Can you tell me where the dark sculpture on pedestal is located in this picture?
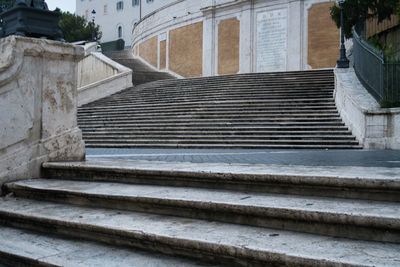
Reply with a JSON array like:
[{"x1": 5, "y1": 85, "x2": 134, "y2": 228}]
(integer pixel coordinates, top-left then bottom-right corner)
[{"x1": 0, "y1": 0, "x2": 63, "y2": 40}]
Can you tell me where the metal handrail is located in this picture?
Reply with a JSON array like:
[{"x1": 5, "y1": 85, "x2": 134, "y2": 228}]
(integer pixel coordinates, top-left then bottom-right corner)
[{"x1": 353, "y1": 28, "x2": 400, "y2": 107}]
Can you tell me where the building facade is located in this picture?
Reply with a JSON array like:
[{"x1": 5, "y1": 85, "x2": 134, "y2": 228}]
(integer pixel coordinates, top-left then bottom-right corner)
[{"x1": 76, "y1": 0, "x2": 340, "y2": 77}]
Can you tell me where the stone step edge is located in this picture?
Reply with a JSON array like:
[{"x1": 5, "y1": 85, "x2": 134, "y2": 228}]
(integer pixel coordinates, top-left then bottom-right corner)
[
  {"x1": 0, "y1": 199, "x2": 395, "y2": 267},
  {"x1": 0, "y1": 226, "x2": 211, "y2": 267},
  {"x1": 42, "y1": 161, "x2": 397, "y2": 202},
  {"x1": 6, "y1": 180, "x2": 400, "y2": 243}
]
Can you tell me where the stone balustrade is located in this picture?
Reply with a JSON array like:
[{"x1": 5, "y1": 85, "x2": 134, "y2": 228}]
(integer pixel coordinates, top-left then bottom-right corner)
[{"x1": 0, "y1": 36, "x2": 86, "y2": 190}]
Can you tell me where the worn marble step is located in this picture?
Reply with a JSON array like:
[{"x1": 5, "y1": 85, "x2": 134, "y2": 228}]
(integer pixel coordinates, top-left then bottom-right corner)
[
  {"x1": 83, "y1": 143, "x2": 362, "y2": 149},
  {"x1": 79, "y1": 126, "x2": 352, "y2": 132},
  {"x1": 78, "y1": 113, "x2": 342, "y2": 121},
  {"x1": 6, "y1": 179, "x2": 400, "y2": 243},
  {"x1": 96, "y1": 95, "x2": 333, "y2": 105},
  {"x1": 42, "y1": 161, "x2": 396, "y2": 202},
  {"x1": 81, "y1": 99, "x2": 336, "y2": 109},
  {"x1": 81, "y1": 130, "x2": 354, "y2": 136},
  {"x1": 78, "y1": 106, "x2": 339, "y2": 115},
  {"x1": 78, "y1": 118, "x2": 344, "y2": 125},
  {"x1": 78, "y1": 122, "x2": 347, "y2": 129},
  {"x1": 82, "y1": 135, "x2": 357, "y2": 142},
  {"x1": 78, "y1": 110, "x2": 340, "y2": 117},
  {"x1": 116, "y1": 88, "x2": 334, "y2": 97},
  {"x1": 106, "y1": 94, "x2": 334, "y2": 103},
  {"x1": 0, "y1": 198, "x2": 399, "y2": 267},
  {"x1": 0, "y1": 226, "x2": 212, "y2": 267}
]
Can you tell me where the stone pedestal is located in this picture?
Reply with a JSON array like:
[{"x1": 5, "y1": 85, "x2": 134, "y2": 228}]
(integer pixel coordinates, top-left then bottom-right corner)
[{"x1": 0, "y1": 36, "x2": 85, "y2": 188}]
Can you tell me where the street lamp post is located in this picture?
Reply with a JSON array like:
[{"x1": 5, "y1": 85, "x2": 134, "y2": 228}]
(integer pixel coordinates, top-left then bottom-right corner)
[
  {"x1": 91, "y1": 9, "x2": 96, "y2": 42},
  {"x1": 336, "y1": 0, "x2": 350, "y2": 68}
]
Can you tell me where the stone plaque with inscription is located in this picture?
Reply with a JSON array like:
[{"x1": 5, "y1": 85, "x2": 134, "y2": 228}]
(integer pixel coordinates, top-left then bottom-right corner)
[{"x1": 256, "y1": 9, "x2": 288, "y2": 72}]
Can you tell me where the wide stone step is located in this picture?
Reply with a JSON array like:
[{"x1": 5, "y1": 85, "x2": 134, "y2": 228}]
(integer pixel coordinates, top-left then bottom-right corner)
[
  {"x1": 78, "y1": 122, "x2": 347, "y2": 129},
  {"x1": 81, "y1": 99, "x2": 336, "y2": 110},
  {"x1": 78, "y1": 118, "x2": 344, "y2": 125},
  {"x1": 91, "y1": 98, "x2": 336, "y2": 107},
  {"x1": 81, "y1": 138, "x2": 360, "y2": 145},
  {"x1": 42, "y1": 161, "x2": 400, "y2": 202},
  {"x1": 5, "y1": 179, "x2": 399, "y2": 243},
  {"x1": 112, "y1": 91, "x2": 333, "y2": 101},
  {"x1": 78, "y1": 105, "x2": 338, "y2": 114},
  {"x1": 81, "y1": 130, "x2": 354, "y2": 136},
  {"x1": 82, "y1": 136, "x2": 356, "y2": 142},
  {"x1": 78, "y1": 112, "x2": 341, "y2": 119},
  {"x1": 79, "y1": 126, "x2": 351, "y2": 132},
  {"x1": 0, "y1": 226, "x2": 209, "y2": 267},
  {"x1": 0, "y1": 198, "x2": 398, "y2": 267},
  {"x1": 84, "y1": 143, "x2": 362, "y2": 150}
]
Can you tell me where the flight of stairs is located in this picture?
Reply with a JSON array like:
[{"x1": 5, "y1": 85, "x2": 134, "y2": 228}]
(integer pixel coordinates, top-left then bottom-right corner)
[
  {"x1": 0, "y1": 161, "x2": 399, "y2": 266},
  {"x1": 78, "y1": 69, "x2": 361, "y2": 149},
  {"x1": 104, "y1": 50, "x2": 175, "y2": 85}
]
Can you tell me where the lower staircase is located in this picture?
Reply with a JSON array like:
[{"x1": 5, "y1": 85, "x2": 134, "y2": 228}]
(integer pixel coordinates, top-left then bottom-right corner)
[
  {"x1": 78, "y1": 69, "x2": 361, "y2": 149},
  {"x1": 0, "y1": 161, "x2": 399, "y2": 266}
]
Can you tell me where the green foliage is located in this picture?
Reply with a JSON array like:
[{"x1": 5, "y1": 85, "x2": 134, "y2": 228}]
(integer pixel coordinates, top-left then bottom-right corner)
[
  {"x1": 0, "y1": 0, "x2": 13, "y2": 12},
  {"x1": 330, "y1": 0, "x2": 399, "y2": 38},
  {"x1": 59, "y1": 11, "x2": 102, "y2": 43}
]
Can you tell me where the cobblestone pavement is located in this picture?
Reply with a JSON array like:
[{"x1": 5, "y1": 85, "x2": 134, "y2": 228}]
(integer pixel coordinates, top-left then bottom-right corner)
[{"x1": 86, "y1": 148, "x2": 400, "y2": 168}]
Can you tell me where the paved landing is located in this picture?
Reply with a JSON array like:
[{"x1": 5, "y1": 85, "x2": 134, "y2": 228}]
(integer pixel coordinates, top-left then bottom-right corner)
[{"x1": 87, "y1": 148, "x2": 400, "y2": 168}]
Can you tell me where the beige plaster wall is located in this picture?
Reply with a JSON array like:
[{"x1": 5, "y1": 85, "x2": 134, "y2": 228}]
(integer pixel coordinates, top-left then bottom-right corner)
[
  {"x1": 139, "y1": 36, "x2": 158, "y2": 67},
  {"x1": 308, "y1": 2, "x2": 339, "y2": 69},
  {"x1": 218, "y1": 18, "x2": 240, "y2": 75},
  {"x1": 169, "y1": 22, "x2": 203, "y2": 77}
]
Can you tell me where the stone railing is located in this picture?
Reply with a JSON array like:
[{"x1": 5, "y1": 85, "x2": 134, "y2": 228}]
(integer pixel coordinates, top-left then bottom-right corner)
[
  {"x1": 0, "y1": 36, "x2": 86, "y2": 189},
  {"x1": 335, "y1": 68, "x2": 400, "y2": 149},
  {"x1": 77, "y1": 43, "x2": 132, "y2": 106}
]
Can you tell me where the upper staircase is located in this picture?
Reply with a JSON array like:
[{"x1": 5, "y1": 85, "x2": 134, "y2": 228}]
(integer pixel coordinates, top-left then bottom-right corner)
[
  {"x1": 104, "y1": 50, "x2": 175, "y2": 85},
  {"x1": 78, "y1": 69, "x2": 361, "y2": 149}
]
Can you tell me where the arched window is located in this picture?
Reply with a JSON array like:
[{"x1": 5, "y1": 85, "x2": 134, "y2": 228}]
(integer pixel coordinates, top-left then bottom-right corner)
[{"x1": 118, "y1": 26, "x2": 123, "y2": 38}]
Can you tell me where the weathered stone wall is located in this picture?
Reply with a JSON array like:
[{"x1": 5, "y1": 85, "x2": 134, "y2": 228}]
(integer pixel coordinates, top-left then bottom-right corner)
[
  {"x1": 307, "y1": 2, "x2": 339, "y2": 69},
  {"x1": 78, "y1": 53, "x2": 118, "y2": 88},
  {"x1": 335, "y1": 68, "x2": 400, "y2": 149},
  {"x1": 77, "y1": 52, "x2": 133, "y2": 107},
  {"x1": 0, "y1": 36, "x2": 86, "y2": 190},
  {"x1": 169, "y1": 22, "x2": 203, "y2": 78},
  {"x1": 218, "y1": 18, "x2": 240, "y2": 75}
]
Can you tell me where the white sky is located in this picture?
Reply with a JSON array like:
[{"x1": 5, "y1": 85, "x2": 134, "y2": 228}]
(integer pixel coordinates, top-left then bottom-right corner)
[{"x1": 46, "y1": 0, "x2": 76, "y2": 13}]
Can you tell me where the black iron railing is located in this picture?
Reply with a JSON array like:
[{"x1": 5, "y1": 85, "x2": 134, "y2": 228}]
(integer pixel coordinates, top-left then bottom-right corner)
[{"x1": 353, "y1": 29, "x2": 400, "y2": 108}]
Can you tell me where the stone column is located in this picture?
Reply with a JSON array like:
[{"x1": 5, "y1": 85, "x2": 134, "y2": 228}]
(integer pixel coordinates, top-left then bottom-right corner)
[{"x1": 0, "y1": 36, "x2": 85, "y2": 187}]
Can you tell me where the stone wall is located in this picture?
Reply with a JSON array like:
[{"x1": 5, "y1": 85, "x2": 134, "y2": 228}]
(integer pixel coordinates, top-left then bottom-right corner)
[
  {"x1": 0, "y1": 36, "x2": 86, "y2": 190},
  {"x1": 77, "y1": 51, "x2": 132, "y2": 107},
  {"x1": 130, "y1": 0, "x2": 338, "y2": 77},
  {"x1": 335, "y1": 68, "x2": 400, "y2": 149}
]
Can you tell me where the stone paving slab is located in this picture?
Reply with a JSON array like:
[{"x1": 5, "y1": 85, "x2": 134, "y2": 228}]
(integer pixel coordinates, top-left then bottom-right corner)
[
  {"x1": 0, "y1": 198, "x2": 400, "y2": 266},
  {"x1": 0, "y1": 226, "x2": 215, "y2": 267},
  {"x1": 86, "y1": 148, "x2": 400, "y2": 168}
]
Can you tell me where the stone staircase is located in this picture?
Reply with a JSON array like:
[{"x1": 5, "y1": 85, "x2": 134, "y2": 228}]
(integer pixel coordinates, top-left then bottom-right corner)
[
  {"x1": 104, "y1": 50, "x2": 175, "y2": 85},
  {"x1": 0, "y1": 161, "x2": 399, "y2": 266},
  {"x1": 78, "y1": 69, "x2": 361, "y2": 149}
]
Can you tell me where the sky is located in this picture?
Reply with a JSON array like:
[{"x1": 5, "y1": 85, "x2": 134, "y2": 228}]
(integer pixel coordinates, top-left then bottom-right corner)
[{"x1": 46, "y1": 0, "x2": 76, "y2": 13}]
